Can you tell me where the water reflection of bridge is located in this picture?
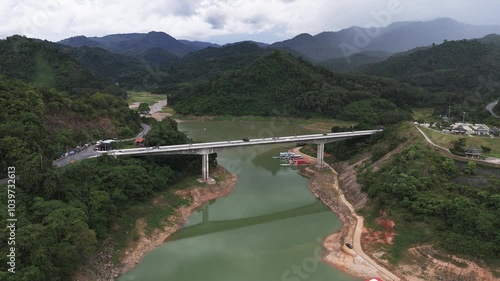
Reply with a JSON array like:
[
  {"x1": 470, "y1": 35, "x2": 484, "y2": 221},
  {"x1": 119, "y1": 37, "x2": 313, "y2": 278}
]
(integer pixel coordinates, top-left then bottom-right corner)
[{"x1": 167, "y1": 201, "x2": 327, "y2": 241}]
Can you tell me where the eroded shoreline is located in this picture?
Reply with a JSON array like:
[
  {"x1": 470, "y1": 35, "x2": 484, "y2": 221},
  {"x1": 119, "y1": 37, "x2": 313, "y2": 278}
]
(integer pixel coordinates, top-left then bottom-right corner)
[
  {"x1": 73, "y1": 167, "x2": 238, "y2": 281},
  {"x1": 292, "y1": 147, "x2": 401, "y2": 281}
]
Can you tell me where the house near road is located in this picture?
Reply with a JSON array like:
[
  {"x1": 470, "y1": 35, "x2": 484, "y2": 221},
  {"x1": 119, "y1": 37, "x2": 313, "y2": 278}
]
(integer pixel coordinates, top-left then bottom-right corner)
[{"x1": 451, "y1": 123, "x2": 491, "y2": 136}]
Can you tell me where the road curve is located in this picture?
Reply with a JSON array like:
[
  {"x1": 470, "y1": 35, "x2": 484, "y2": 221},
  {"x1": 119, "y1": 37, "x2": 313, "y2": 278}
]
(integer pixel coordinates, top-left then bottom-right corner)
[
  {"x1": 486, "y1": 100, "x2": 499, "y2": 118},
  {"x1": 415, "y1": 126, "x2": 450, "y2": 152}
]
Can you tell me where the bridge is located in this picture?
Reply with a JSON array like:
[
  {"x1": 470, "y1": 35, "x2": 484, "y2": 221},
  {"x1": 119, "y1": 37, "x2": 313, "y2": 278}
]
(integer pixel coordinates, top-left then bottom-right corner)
[{"x1": 100, "y1": 130, "x2": 380, "y2": 183}]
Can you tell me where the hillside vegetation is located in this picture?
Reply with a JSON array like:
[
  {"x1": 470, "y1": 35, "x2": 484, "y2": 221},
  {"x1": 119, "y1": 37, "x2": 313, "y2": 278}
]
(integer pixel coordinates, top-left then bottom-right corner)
[
  {"x1": 325, "y1": 125, "x2": 500, "y2": 266},
  {"x1": 360, "y1": 142, "x2": 500, "y2": 262},
  {"x1": 360, "y1": 39, "x2": 500, "y2": 122},
  {"x1": 172, "y1": 51, "x2": 431, "y2": 126},
  {"x1": 0, "y1": 75, "x2": 140, "y2": 174},
  {"x1": 0, "y1": 36, "x2": 124, "y2": 97}
]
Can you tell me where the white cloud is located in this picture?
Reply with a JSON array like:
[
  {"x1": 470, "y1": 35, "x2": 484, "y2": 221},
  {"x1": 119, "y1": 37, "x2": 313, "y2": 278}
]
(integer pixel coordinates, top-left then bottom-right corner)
[{"x1": 0, "y1": 0, "x2": 499, "y2": 43}]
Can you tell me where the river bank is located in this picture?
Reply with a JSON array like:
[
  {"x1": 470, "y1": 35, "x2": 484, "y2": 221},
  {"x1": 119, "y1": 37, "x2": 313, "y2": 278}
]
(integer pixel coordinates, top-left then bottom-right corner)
[
  {"x1": 73, "y1": 166, "x2": 238, "y2": 281},
  {"x1": 296, "y1": 145, "x2": 500, "y2": 281},
  {"x1": 293, "y1": 147, "x2": 401, "y2": 281}
]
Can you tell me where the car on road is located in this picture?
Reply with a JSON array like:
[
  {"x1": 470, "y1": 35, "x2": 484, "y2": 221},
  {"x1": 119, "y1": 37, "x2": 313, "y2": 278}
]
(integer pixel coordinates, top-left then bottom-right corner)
[{"x1": 345, "y1": 242, "x2": 353, "y2": 249}]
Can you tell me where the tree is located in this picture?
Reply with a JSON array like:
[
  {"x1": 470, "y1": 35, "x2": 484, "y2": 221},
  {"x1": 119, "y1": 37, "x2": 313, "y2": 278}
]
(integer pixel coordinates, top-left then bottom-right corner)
[
  {"x1": 138, "y1": 103, "x2": 150, "y2": 115},
  {"x1": 441, "y1": 158, "x2": 457, "y2": 175},
  {"x1": 450, "y1": 138, "x2": 467, "y2": 152},
  {"x1": 480, "y1": 145, "x2": 492, "y2": 153},
  {"x1": 465, "y1": 161, "x2": 477, "y2": 175}
]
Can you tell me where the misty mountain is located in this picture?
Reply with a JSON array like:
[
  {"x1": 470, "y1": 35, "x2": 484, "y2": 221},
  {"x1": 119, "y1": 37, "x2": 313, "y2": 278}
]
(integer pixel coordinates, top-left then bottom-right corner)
[
  {"x1": 178, "y1": 40, "x2": 220, "y2": 51},
  {"x1": 59, "y1": 31, "x2": 217, "y2": 57},
  {"x1": 270, "y1": 18, "x2": 500, "y2": 61}
]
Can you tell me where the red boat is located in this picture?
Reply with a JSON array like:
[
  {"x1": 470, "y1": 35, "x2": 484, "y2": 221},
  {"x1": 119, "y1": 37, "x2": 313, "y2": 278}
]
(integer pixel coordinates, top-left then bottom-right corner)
[{"x1": 290, "y1": 159, "x2": 310, "y2": 165}]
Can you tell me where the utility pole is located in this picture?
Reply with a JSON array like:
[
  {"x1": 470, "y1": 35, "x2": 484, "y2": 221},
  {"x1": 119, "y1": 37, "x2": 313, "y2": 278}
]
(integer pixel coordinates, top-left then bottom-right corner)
[
  {"x1": 448, "y1": 106, "x2": 451, "y2": 118},
  {"x1": 463, "y1": 112, "x2": 466, "y2": 123}
]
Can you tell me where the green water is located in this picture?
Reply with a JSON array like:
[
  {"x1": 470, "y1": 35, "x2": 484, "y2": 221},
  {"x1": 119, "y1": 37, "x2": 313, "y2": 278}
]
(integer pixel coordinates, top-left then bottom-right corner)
[{"x1": 118, "y1": 120, "x2": 359, "y2": 281}]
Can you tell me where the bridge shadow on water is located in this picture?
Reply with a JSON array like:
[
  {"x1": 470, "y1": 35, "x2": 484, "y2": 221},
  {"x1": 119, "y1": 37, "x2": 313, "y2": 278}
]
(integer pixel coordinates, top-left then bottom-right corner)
[{"x1": 167, "y1": 200, "x2": 327, "y2": 242}]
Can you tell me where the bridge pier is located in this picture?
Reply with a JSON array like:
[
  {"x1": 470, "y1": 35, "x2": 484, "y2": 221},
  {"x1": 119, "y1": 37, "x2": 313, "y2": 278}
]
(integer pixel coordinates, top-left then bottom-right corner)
[
  {"x1": 315, "y1": 142, "x2": 327, "y2": 170},
  {"x1": 199, "y1": 153, "x2": 216, "y2": 184}
]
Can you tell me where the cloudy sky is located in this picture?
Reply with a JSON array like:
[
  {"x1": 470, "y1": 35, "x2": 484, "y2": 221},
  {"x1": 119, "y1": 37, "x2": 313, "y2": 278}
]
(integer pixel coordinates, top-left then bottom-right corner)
[{"x1": 1, "y1": 0, "x2": 499, "y2": 44}]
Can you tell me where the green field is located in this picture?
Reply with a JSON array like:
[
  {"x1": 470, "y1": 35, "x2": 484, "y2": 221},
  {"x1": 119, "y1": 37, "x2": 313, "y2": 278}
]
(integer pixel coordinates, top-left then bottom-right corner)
[
  {"x1": 411, "y1": 107, "x2": 440, "y2": 123},
  {"x1": 127, "y1": 91, "x2": 167, "y2": 106},
  {"x1": 421, "y1": 127, "x2": 500, "y2": 157}
]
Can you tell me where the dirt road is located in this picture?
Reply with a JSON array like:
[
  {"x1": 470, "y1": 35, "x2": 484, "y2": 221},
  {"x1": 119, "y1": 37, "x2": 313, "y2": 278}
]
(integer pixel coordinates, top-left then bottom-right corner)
[{"x1": 292, "y1": 147, "x2": 401, "y2": 281}]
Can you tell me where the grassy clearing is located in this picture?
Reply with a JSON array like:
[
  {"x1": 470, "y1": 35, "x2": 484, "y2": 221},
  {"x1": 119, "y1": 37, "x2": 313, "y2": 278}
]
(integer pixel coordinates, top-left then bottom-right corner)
[
  {"x1": 411, "y1": 107, "x2": 440, "y2": 123},
  {"x1": 420, "y1": 127, "x2": 500, "y2": 157},
  {"x1": 161, "y1": 106, "x2": 176, "y2": 115},
  {"x1": 127, "y1": 91, "x2": 167, "y2": 105}
]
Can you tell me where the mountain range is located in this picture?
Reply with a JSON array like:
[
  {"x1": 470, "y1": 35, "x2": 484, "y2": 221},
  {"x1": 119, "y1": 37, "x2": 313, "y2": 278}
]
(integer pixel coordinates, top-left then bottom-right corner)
[
  {"x1": 270, "y1": 18, "x2": 500, "y2": 61},
  {"x1": 59, "y1": 31, "x2": 219, "y2": 57},
  {"x1": 57, "y1": 18, "x2": 500, "y2": 67}
]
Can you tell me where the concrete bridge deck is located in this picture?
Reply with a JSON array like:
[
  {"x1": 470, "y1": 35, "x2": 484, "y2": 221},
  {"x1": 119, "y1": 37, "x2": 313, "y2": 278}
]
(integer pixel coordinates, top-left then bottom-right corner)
[{"x1": 100, "y1": 130, "x2": 380, "y2": 183}]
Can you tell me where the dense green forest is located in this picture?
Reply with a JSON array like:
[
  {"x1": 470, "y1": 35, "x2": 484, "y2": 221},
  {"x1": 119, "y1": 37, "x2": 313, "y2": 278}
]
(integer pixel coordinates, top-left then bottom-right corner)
[
  {"x1": 319, "y1": 52, "x2": 388, "y2": 73},
  {"x1": 0, "y1": 36, "x2": 125, "y2": 97},
  {"x1": 360, "y1": 143, "x2": 500, "y2": 261},
  {"x1": 62, "y1": 46, "x2": 152, "y2": 89},
  {"x1": 321, "y1": 125, "x2": 500, "y2": 263},
  {"x1": 172, "y1": 50, "x2": 434, "y2": 125},
  {"x1": 0, "y1": 116, "x2": 199, "y2": 280},
  {"x1": 0, "y1": 75, "x2": 140, "y2": 175},
  {"x1": 155, "y1": 42, "x2": 272, "y2": 90},
  {"x1": 62, "y1": 41, "x2": 271, "y2": 92},
  {"x1": 359, "y1": 38, "x2": 500, "y2": 122}
]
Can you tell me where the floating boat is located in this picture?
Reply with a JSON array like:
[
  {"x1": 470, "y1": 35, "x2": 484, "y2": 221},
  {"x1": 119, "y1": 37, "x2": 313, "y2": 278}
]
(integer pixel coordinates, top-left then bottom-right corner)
[
  {"x1": 280, "y1": 152, "x2": 298, "y2": 158},
  {"x1": 290, "y1": 159, "x2": 310, "y2": 166}
]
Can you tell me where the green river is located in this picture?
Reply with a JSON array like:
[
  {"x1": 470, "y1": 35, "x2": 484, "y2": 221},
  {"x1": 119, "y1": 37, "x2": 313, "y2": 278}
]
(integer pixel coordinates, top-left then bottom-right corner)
[{"x1": 118, "y1": 120, "x2": 360, "y2": 281}]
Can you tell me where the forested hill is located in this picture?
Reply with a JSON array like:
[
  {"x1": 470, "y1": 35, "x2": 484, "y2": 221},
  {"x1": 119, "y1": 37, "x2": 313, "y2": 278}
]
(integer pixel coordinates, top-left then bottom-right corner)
[
  {"x1": 0, "y1": 36, "x2": 124, "y2": 97},
  {"x1": 172, "y1": 51, "x2": 429, "y2": 125},
  {"x1": 0, "y1": 74, "x2": 140, "y2": 174},
  {"x1": 359, "y1": 39, "x2": 500, "y2": 95},
  {"x1": 0, "y1": 73, "x2": 195, "y2": 281},
  {"x1": 156, "y1": 41, "x2": 271, "y2": 89},
  {"x1": 62, "y1": 45, "x2": 153, "y2": 89}
]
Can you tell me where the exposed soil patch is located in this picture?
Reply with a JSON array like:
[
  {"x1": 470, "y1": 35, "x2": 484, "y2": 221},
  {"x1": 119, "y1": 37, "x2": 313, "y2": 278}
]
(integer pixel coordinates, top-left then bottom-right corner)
[
  {"x1": 395, "y1": 245, "x2": 499, "y2": 281},
  {"x1": 363, "y1": 217, "x2": 396, "y2": 246}
]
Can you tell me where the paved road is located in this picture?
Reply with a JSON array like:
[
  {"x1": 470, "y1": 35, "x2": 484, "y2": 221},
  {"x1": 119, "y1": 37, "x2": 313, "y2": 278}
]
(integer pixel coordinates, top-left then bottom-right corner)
[
  {"x1": 119, "y1": 123, "x2": 151, "y2": 142},
  {"x1": 53, "y1": 123, "x2": 151, "y2": 167},
  {"x1": 486, "y1": 100, "x2": 499, "y2": 118},
  {"x1": 0, "y1": 123, "x2": 152, "y2": 182}
]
